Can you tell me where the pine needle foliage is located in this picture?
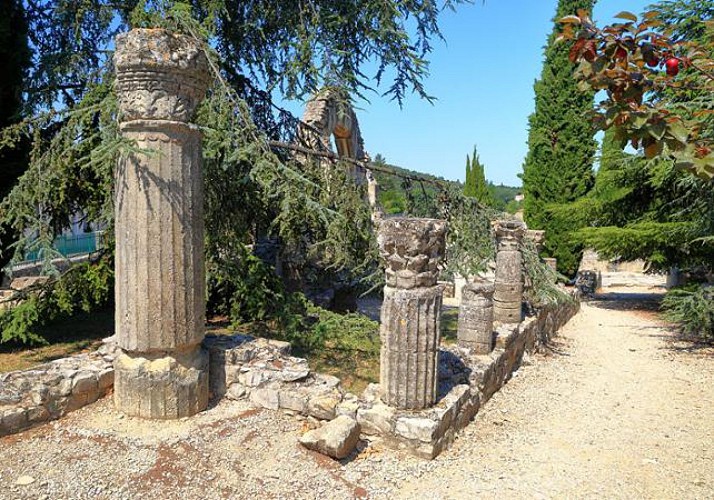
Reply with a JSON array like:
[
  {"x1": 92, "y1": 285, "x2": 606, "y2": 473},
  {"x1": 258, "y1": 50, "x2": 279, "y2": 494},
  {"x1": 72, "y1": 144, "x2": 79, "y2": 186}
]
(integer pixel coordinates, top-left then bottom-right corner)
[
  {"x1": 521, "y1": 237, "x2": 574, "y2": 309},
  {"x1": 0, "y1": 254, "x2": 114, "y2": 345},
  {"x1": 661, "y1": 285, "x2": 714, "y2": 341}
]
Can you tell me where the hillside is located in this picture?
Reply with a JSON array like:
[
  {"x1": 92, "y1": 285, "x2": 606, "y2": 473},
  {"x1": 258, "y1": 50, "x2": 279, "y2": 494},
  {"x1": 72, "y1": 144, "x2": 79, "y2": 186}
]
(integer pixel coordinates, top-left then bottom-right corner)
[{"x1": 371, "y1": 160, "x2": 521, "y2": 215}]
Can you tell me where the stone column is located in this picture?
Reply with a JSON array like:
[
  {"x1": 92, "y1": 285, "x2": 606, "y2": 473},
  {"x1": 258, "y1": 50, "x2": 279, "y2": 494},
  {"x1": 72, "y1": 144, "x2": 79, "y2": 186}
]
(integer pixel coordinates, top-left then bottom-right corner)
[
  {"x1": 113, "y1": 29, "x2": 210, "y2": 419},
  {"x1": 525, "y1": 229, "x2": 545, "y2": 252},
  {"x1": 378, "y1": 218, "x2": 447, "y2": 410},
  {"x1": 457, "y1": 282, "x2": 494, "y2": 354},
  {"x1": 493, "y1": 220, "x2": 526, "y2": 324},
  {"x1": 366, "y1": 169, "x2": 384, "y2": 223}
]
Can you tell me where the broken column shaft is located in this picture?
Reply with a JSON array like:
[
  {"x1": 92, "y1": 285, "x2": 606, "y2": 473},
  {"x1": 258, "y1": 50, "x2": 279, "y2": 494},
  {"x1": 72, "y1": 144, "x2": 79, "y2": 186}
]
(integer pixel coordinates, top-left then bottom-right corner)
[
  {"x1": 378, "y1": 218, "x2": 447, "y2": 410},
  {"x1": 113, "y1": 28, "x2": 210, "y2": 419},
  {"x1": 457, "y1": 282, "x2": 495, "y2": 354},
  {"x1": 493, "y1": 220, "x2": 526, "y2": 324}
]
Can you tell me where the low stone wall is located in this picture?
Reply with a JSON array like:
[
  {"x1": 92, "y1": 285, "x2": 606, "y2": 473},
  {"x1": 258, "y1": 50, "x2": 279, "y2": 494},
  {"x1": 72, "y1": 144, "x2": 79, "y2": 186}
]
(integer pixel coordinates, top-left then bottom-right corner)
[
  {"x1": 1, "y1": 298, "x2": 579, "y2": 459},
  {"x1": 0, "y1": 344, "x2": 116, "y2": 437},
  {"x1": 203, "y1": 335, "x2": 345, "y2": 419},
  {"x1": 353, "y1": 297, "x2": 580, "y2": 458}
]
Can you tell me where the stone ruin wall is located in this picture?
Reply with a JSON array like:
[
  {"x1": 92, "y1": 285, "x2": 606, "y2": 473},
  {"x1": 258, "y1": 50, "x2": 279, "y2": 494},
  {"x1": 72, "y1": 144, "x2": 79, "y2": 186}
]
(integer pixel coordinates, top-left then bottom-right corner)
[{"x1": 0, "y1": 293, "x2": 579, "y2": 456}]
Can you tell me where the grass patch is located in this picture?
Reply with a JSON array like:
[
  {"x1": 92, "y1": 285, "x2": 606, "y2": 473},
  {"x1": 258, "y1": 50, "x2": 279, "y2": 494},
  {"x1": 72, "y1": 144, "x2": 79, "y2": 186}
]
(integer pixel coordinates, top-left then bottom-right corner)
[
  {"x1": 0, "y1": 309, "x2": 113, "y2": 373},
  {"x1": 441, "y1": 306, "x2": 459, "y2": 345}
]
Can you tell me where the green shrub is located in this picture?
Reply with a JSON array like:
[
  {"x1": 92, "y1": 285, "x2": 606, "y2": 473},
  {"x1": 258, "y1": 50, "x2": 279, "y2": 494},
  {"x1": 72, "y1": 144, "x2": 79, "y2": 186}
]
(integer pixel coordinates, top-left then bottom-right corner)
[
  {"x1": 300, "y1": 303, "x2": 379, "y2": 355},
  {"x1": 661, "y1": 284, "x2": 714, "y2": 341},
  {"x1": 207, "y1": 245, "x2": 299, "y2": 326},
  {"x1": 0, "y1": 254, "x2": 114, "y2": 346}
]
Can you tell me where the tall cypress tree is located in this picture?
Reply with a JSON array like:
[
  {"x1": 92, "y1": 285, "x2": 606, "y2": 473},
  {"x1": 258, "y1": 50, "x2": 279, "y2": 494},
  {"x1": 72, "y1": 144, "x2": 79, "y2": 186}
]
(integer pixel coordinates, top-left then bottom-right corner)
[
  {"x1": 521, "y1": 0, "x2": 597, "y2": 274},
  {"x1": 464, "y1": 146, "x2": 494, "y2": 206},
  {"x1": 464, "y1": 153, "x2": 473, "y2": 196}
]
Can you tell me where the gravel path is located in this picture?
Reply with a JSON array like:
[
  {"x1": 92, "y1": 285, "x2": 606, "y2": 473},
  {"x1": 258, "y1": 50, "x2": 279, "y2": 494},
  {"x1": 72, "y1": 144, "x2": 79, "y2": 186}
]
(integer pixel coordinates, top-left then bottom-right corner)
[{"x1": 1, "y1": 289, "x2": 712, "y2": 499}]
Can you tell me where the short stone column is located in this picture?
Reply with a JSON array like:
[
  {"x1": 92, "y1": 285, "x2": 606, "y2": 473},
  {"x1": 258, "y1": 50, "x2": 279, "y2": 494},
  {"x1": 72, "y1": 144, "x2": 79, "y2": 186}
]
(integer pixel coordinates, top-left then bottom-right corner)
[
  {"x1": 113, "y1": 29, "x2": 210, "y2": 419},
  {"x1": 544, "y1": 258, "x2": 558, "y2": 272},
  {"x1": 525, "y1": 229, "x2": 545, "y2": 252},
  {"x1": 457, "y1": 282, "x2": 495, "y2": 354},
  {"x1": 378, "y1": 218, "x2": 447, "y2": 410},
  {"x1": 493, "y1": 220, "x2": 526, "y2": 324}
]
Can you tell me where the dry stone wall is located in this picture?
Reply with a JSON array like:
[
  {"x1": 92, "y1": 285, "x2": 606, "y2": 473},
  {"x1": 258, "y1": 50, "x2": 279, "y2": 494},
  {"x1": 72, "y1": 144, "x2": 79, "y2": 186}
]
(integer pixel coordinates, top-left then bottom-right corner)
[
  {"x1": 0, "y1": 343, "x2": 116, "y2": 437},
  {"x1": 0, "y1": 295, "x2": 578, "y2": 459}
]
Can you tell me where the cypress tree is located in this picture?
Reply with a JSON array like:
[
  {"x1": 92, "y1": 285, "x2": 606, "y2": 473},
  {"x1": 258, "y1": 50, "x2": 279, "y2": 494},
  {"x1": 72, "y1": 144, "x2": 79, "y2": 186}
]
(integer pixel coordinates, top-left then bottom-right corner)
[
  {"x1": 464, "y1": 153, "x2": 473, "y2": 197},
  {"x1": 464, "y1": 146, "x2": 494, "y2": 206},
  {"x1": 521, "y1": 0, "x2": 597, "y2": 274}
]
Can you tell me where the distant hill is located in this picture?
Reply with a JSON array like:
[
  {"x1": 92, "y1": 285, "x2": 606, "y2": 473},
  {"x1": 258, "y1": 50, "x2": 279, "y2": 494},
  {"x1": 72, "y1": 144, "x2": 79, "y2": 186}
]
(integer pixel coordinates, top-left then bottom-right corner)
[
  {"x1": 488, "y1": 183, "x2": 523, "y2": 213},
  {"x1": 371, "y1": 161, "x2": 458, "y2": 217},
  {"x1": 371, "y1": 159, "x2": 521, "y2": 215}
]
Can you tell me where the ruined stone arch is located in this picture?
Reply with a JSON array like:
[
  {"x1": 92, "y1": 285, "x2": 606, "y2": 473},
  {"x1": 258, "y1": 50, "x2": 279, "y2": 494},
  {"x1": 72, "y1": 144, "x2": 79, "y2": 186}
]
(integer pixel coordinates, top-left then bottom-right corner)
[
  {"x1": 301, "y1": 88, "x2": 366, "y2": 162},
  {"x1": 300, "y1": 89, "x2": 382, "y2": 219}
]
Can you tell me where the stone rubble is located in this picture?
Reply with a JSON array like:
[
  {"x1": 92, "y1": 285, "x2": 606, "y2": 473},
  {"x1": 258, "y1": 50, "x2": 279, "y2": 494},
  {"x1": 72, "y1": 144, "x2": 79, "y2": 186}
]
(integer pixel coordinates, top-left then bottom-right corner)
[
  {"x1": 299, "y1": 415, "x2": 361, "y2": 459},
  {"x1": 0, "y1": 342, "x2": 116, "y2": 437}
]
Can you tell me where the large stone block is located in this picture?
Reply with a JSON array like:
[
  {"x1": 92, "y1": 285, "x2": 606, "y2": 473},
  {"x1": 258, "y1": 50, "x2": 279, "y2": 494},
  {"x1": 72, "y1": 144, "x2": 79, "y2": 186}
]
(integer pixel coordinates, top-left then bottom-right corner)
[
  {"x1": 299, "y1": 415, "x2": 361, "y2": 460},
  {"x1": 113, "y1": 349, "x2": 208, "y2": 419}
]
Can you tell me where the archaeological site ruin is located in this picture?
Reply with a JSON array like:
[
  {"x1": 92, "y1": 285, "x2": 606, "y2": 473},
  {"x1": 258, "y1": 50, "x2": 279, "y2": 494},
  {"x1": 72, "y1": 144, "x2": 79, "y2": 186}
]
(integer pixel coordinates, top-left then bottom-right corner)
[{"x1": 1, "y1": 28, "x2": 580, "y2": 461}]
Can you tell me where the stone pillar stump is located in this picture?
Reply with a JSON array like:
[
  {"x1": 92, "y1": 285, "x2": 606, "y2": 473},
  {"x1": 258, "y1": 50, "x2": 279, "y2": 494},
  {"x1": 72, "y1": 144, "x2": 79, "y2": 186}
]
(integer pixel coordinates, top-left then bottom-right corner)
[
  {"x1": 493, "y1": 220, "x2": 526, "y2": 324},
  {"x1": 525, "y1": 229, "x2": 546, "y2": 252},
  {"x1": 457, "y1": 282, "x2": 494, "y2": 354},
  {"x1": 113, "y1": 28, "x2": 210, "y2": 419},
  {"x1": 378, "y1": 218, "x2": 447, "y2": 410}
]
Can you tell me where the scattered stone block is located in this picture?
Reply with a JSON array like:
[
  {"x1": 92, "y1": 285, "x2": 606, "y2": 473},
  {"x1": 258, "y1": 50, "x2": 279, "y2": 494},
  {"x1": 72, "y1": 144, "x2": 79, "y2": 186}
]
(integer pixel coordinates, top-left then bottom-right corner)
[
  {"x1": 357, "y1": 404, "x2": 396, "y2": 435},
  {"x1": 250, "y1": 386, "x2": 280, "y2": 410},
  {"x1": 307, "y1": 392, "x2": 340, "y2": 420},
  {"x1": 299, "y1": 415, "x2": 361, "y2": 459}
]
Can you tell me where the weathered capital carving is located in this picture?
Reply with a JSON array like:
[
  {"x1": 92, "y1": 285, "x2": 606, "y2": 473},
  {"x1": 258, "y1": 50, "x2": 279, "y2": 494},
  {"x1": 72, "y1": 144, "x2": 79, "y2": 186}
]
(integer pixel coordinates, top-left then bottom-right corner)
[
  {"x1": 377, "y1": 218, "x2": 447, "y2": 289},
  {"x1": 493, "y1": 220, "x2": 526, "y2": 251},
  {"x1": 115, "y1": 28, "x2": 210, "y2": 122},
  {"x1": 461, "y1": 281, "x2": 495, "y2": 303}
]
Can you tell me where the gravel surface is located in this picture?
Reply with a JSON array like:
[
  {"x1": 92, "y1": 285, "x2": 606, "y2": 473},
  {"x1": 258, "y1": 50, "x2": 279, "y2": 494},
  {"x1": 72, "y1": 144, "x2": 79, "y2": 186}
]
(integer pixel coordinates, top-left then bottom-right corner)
[{"x1": 1, "y1": 288, "x2": 712, "y2": 499}]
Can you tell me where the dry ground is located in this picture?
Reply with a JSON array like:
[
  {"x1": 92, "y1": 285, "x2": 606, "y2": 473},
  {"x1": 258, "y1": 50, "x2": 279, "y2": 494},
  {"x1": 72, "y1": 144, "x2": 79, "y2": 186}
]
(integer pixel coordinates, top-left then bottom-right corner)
[{"x1": 1, "y1": 287, "x2": 712, "y2": 499}]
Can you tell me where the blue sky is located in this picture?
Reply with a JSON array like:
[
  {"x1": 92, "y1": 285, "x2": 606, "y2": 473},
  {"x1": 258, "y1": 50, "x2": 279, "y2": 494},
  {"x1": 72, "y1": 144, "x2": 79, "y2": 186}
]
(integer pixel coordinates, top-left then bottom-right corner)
[{"x1": 284, "y1": 0, "x2": 654, "y2": 187}]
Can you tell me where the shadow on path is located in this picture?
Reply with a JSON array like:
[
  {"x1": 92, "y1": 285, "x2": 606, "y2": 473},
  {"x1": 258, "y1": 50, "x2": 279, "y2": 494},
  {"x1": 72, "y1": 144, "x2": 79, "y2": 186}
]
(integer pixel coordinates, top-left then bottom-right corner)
[{"x1": 589, "y1": 290, "x2": 664, "y2": 312}]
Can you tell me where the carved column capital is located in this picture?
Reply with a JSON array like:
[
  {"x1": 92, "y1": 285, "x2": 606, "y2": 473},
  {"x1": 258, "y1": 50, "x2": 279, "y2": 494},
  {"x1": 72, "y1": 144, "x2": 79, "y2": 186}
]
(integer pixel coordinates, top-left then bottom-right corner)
[
  {"x1": 492, "y1": 220, "x2": 526, "y2": 251},
  {"x1": 115, "y1": 28, "x2": 210, "y2": 123},
  {"x1": 377, "y1": 218, "x2": 447, "y2": 289}
]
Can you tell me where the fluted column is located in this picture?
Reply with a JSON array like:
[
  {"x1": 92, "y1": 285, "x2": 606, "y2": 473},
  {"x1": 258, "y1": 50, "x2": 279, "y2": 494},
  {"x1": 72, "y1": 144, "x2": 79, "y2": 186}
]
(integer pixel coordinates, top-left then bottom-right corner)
[
  {"x1": 457, "y1": 282, "x2": 494, "y2": 354},
  {"x1": 113, "y1": 29, "x2": 210, "y2": 419},
  {"x1": 493, "y1": 220, "x2": 526, "y2": 324},
  {"x1": 378, "y1": 218, "x2": 447, "y2": 410}
]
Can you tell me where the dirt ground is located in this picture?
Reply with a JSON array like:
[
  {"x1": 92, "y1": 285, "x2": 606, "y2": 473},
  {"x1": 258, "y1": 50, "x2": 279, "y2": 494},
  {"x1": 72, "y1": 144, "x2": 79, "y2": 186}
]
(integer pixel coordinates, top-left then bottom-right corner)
[{"x1": 1, "y1": 287, "x2": 712, "y2": 499}]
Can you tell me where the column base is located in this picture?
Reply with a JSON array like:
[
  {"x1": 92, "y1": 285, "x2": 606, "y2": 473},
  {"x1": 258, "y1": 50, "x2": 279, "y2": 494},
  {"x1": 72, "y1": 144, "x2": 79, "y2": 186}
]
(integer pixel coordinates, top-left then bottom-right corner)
[{"x1": 114, "y1": 347, "x2": 208, "y2": 419}]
